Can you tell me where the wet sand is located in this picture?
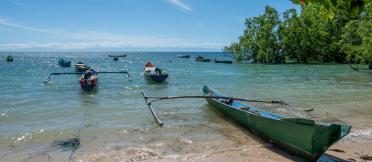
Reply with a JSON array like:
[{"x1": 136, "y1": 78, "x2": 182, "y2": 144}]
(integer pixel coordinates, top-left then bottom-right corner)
[{"x1": 3, "y1": 121, "x2": 371, "y2": 162}]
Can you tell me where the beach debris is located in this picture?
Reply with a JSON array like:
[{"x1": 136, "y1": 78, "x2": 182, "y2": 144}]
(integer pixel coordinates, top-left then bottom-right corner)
[
  {"x1": 356, "y1": 152, "x2": 372, "y2": 161},
  {"x1": 329, "y1": 148, "x2": 345, "y2": 153},
  {"x1": 265, "y1": 143, "x2": 275, "y2": 148},
  {"x1": 52, "y1": 138, "x2": 80, "y2": 151},
  {"x1": 301, "y1": 108, "x2": 314, "y2": 112},
  {"x1": 347, "y1": 158, "x2": 356, "y2": 162},
  {"x1": 360, "y1": 155, "x2": 372, "y2": 161},
  {"x1": 127, "y1": 148, "x2": 159, "y2": 162}
]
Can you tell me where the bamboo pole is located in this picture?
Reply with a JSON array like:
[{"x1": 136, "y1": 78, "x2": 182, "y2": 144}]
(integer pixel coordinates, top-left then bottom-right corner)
[
  {"x1": 145, "y1": 95, "x2": 288, "y2": 106},
  {"x1": 141, "y1": 90, "x2": 164, "y2": 126},
  {"x1": 43, "y1": 71, "x2": 132, "y2": 84},
  {"x1": 98, "y1": 71, "x2": 132, "y2": 81}
]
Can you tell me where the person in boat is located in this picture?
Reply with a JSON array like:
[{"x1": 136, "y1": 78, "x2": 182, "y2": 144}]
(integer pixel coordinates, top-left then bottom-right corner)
[
  {"x1": 84, "y1": 71, "x2": 92, "y2": 80},
  {"x1": 83, "y1": 70, "x2": 94, "y2": 85},
  {"x1": 155, "y1": 68, "x2": 162, "y2": 75}
]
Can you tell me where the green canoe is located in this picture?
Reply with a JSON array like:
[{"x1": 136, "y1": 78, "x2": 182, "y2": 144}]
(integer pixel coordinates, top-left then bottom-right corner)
[{"x1": 201, "y1": 86, "x2": 351, "y2": 161}]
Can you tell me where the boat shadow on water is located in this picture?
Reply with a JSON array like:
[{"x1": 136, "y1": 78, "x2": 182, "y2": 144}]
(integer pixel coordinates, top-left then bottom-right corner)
[
  {"x1": 79, "y1": 88, "x2": 99, "y2": 106},
  {"x1": 145, "y1": 78, "x2": 169, "y2": 85},
  {"x1": 205, "y1": 105, "x2": 349, "y2": 162}
]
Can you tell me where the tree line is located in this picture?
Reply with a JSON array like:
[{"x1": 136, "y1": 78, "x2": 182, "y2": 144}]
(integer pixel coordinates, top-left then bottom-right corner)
[{"x1": 224, "y1": 1, "x2": 371, "y2": 69}]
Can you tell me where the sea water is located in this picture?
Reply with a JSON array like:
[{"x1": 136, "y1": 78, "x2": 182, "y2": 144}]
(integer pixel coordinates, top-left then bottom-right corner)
[{"x1": 0, "y1": 52, "x2": 371, "y2": 161}]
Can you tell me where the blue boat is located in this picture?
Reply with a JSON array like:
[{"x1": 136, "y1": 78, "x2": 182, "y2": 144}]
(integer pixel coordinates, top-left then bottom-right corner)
[
  {"x1": 58, "y1": 59, "x2": 71, "y2": 67},
  {"x1": 144, "y1": 62, "x2": 168, "y2": 83}
]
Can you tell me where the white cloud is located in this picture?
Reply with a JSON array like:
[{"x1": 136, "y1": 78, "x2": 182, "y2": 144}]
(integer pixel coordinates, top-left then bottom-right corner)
[
  {"x1": 0, "y1": 16, "x2": 225, "y2": 51},
  {"x1": 0, "y1": 41, "x2": 224, "y2": 50},
  {"x1": 166, "y1": 0, "x2": 192, "y2": 12},
  {"x1": 0, "y1": 16, "x2": 61, "y2": 35}
]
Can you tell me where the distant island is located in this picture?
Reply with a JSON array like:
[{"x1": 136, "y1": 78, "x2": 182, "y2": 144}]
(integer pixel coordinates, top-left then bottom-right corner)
[{"x1": 224, "y1": 0, "x2": 371, "y2": 69}]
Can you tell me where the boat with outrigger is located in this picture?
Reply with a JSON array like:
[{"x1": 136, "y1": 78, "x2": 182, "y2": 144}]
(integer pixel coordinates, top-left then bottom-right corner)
[
  {"x1": 108, "y1": 54, "x2": 127, "y2": 57},
  {"x1": 74, "y1": 61, "x2": 90, "y2": 72},
  {"x1": 6, "y1": 55, "x2": 13, "y2": 62},
  {"x1": 144, "y1": 62, "x2": 168, "y2": 83},
  {"x1": 214, "y1": 59, "x2": 233, "y2": 64},
  {"x1": 108, "y1": 54, "x2": 126, "y2": 61},
  {"x1": 58, "y1": 59, "x2": 71, "y2": 67},
  {"x1": 43, "y1": 68, "x2": 132, "y2": 91},
  {"x1": 195, "y1": 55, "x2": 211, "y2": 62},
  {"x1": 141, "y1": 86, "x2": 351, "y2": 161}
]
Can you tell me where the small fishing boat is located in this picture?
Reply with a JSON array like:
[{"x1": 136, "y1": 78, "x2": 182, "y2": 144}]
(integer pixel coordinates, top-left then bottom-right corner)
[
  {"x1": 79, "y1": 69, "x2": 98, "y2": 91},
  {"x1": 201, "y1": 85, "x2": 351, "y2": 161},
  {"x1": 58, "y1": 59, "x2": 71, "y2": 67},
  {"x1": 108, "y1": 54, "x2": 127, "y2": 57},
  {"x1": 43, "y1": 70, "x2": 132, "y2": 91},
  {"x1": 195, "y1": 56, "x2": 211, "y2": 62},
  {"x1": 178, "y1": 54, "x2": 190, "y2": 58},
  {"x1": 144, "y1": 62, "x2": 168, "y2": 83},
  {"x1": 6, "y1": 55, "x2": 13, "y2": 62},
  {"x1": 74, "y1": 61, "x2": 90, "y2": 72},
  {"x1": 214, "y1": 59, "x2": 233, "y2": 64}
]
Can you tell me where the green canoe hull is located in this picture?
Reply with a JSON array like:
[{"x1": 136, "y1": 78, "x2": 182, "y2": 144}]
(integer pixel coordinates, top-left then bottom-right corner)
[{"x1": 201, "y1": 86, "x2": 351, "y2": 161}]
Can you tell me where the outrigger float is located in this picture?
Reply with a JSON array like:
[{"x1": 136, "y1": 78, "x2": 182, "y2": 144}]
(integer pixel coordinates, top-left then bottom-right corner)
[
  {"x1": 141, "y1": 86, "x2": 351, "y2": 161},
  {"x1": 43, "y1": 69, "x2": 132, "y2": 91}
]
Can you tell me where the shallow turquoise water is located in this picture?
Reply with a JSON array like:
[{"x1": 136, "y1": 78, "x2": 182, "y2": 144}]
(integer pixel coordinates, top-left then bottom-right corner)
[{"x1": 0, "y1": 52, "x2": 371, "y2": 161}]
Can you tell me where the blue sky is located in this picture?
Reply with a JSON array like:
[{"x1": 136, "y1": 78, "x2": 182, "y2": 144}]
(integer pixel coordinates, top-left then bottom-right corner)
[{"x1": 0, "y1": 0, "x2": 299, "y2": 51}]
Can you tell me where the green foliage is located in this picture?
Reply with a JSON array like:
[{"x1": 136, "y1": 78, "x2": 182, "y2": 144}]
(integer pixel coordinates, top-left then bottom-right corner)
[
  {"x1": 225, "y1": 6, "x2": 283, "y2": 63},
  {"x1": 225, "y1": 1, "x2": 371, "y2": 66},
  {"x1": 290, "y1": 0, "x2": 369, "y2": 18},
  {"x1": 341, "y1": 2, "x2": 372, "y2": 65}
]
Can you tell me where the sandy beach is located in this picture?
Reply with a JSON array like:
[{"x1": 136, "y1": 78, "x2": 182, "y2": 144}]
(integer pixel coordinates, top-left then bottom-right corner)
[{"x1": 4, "y1": 121, "x2": 371, "y2": 162}]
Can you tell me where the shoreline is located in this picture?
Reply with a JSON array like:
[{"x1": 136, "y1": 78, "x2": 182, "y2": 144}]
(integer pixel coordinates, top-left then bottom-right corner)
[{"x1": 1, "y1": 124, "x2": 372, "y2": 162}]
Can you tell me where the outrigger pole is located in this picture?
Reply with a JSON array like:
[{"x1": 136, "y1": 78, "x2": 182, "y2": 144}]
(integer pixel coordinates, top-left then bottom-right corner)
[
  {"x1": 145, "y1": 95, "x2": 288, "y2": 106},
  {"x1": 141, "y1": 91, "x2": 289, "y2": 126},
  {"x1": 43, "y1": 72, "x2": 83, "y2": 83},
  {"x1": 43, "y1": 71, "x2": 132, "y2": 84},
  {"x1": 142, "y1": 91, "x2": 164, "y2": 126},
  {"x1": 97, "y1": 71, "x2": 132, "y2": 81}
]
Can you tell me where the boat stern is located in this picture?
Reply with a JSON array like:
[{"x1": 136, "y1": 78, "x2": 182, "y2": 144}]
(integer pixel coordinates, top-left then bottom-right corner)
[{"x1": 79, "y1": 78, "x2": 98, "y2": 91}]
